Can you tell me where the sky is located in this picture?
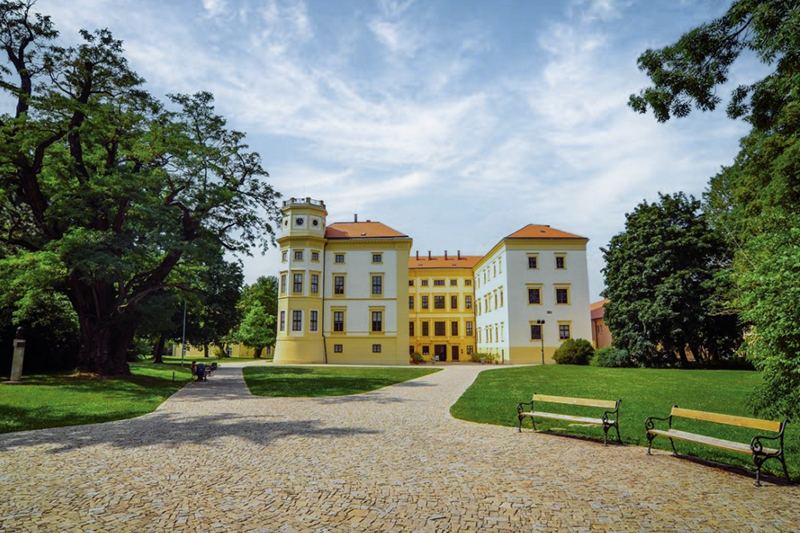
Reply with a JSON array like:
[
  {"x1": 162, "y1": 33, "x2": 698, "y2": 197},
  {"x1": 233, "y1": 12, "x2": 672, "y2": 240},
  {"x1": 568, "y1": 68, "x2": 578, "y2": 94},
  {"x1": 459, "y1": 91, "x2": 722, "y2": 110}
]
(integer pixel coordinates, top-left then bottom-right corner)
[{"x1": 37, "y1": 0, "x2": 764, "y2": 302}]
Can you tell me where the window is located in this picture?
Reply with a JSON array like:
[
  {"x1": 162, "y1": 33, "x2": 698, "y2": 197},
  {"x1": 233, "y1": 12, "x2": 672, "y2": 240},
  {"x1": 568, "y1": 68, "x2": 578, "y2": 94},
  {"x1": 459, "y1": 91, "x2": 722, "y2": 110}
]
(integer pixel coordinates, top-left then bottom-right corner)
[
  {"x1": 493, "y1": 292, "x2": 498, "y2": 309},
  {"x1": 422, "y1": 296, "x2": 429, "y2": 309},
  {"x1": 530, "y1": 324, "x2": 542, "y2": 340},
  {"x1": 451, "y1": 295, "x2": 458, "y2": 309},
  {"x1": 559, "y1": 324, "x2": 571, "y2": 339},
  {"x1": 311, "y1": 274, "x2": 319, "y2": 294},
  {"x1": 421, "y1": 279, "x2": 429, "y2": 286},
  {"x1": 409, "y1": 280, "x2": 414, "y2": 286},
  {"x1": 465, "y1": 295, "x2": 472, "y2": 309},
  {"x1": 372, "y1": 275, "x2": 383, "y2": 296},
  {"x1": 409, "y1": 321, "x2": 414, "y2": 336},
  {"x1": 466, "y1": 321, "x2": 473, "y2": 336},
  {"x1": 334, "y1": 275, "x2": 345, "y2": 295},
  {"x1": 528, "y1": 288, "x2": 541, "y2": 304},
  {"x1": 493, "y1": 264, "x2": 496, "y2": 277},
  {"x1": 476, "y1": 300, "x2": 481, "y2": 315},
  {"x1": 422, "y1": 345, "x2": 430, "y2": 355},
  {"x1": 292, "y1": 310, "x2": 302, "y2": 331},
  {"x1": 450, "y1": 279, "x2": 457, "y2": 286},
  {"x1": 311, "y1": 251, "x2": 319, "y2": 261},
  {"x1": 422, "y1": 322, "x2": 429, "y2": 336},
  {"x1": 409, "y1": 296, "x2": 414, "y2": 310},
  {"x1": 372, "y1": 344, "x2": 382, "y2": 353},
  {"x1": 467, "y1": 345, "x2": 473, "y2": 355},
  {"x1": 434, "y1": 321, "x2": 446, "y2": 336},
  {"x1": 281, "y1": 251, "x2": 287, "y2": 262},
  {"x1": 280, "y1": 274, "x2": 286, "y2": 294},
  {"x1": 371, "y1": 311, "x2": 383, "y2": 332},
  {"x1": 294, "y1": 250, "x2": 303, "y2": 261},
  {"x1": 556, "y1": 255, "x2": 566, "y2": 269},
  {"x1": 451, "y1": 321, "x2": 458, "y2": 336},
  {"x1": 465, "y1": 279, "x2": 472, "y2": 286},
  {"x1": 334, "y1": 344, "x2": 343, "y2": 353},
  {"x1": 293, "y1": 273, "x2": 303, "y2": 293},
  {"x1": 498, "y1": 258, "x2": 502, "y2": 273},
  {"x1": 310, "y1": 310, "x2": 318, "y2": 332},
  {"x1": 434, "y1": 296, "x2": 445, "y2": 309},
  {"x1": 528, "y1": 255, "x2": 538, "y2": 269},
  {"x1": 333, "y1": 311, "x2": 344, "y2": 332},
  {"x1": 279, "y1": 310, "x2": 285, "y2": 331},
  {"x1": 556, "y1": 288, "x2": 569, "y2": 304},
  {"x1": 372, "y1": 253, "x2": 382, "y2": 263},
  {"x1": 335, "y1": 254, "x2": 345, "y2": 263},
  {"x1": 499, "y1": 289, "x2": 504, "y2": 307},
  {"x1": 410, "y1": 346, "x2": 415, "y2": 355},
  {"x1": 434, "y1": 279, "x2": 445, "y2": 286}
]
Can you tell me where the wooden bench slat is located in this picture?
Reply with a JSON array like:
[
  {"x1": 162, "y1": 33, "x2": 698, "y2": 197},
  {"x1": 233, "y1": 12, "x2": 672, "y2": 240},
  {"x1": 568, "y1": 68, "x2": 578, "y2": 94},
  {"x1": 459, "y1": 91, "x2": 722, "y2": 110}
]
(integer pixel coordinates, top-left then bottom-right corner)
[
  {"x1": 532, "y1": 394, "x2": 617, "y2": 410},
  {"x1": 671, "y1": 407, "x2": 782, "y2": 432},
  {"x1": 520, "y1": 412, "x2": 605, "y2": 426},
  {"x1": 648, "y1": 429, "x2": 780, "y2": 455}
]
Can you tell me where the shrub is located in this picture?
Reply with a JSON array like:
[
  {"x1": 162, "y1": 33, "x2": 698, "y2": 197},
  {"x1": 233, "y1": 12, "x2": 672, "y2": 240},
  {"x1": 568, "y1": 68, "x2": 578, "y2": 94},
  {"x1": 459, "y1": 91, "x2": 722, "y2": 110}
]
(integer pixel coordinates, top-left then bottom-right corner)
[
  {"x1": 552, "y1": 338, "x2": 594, "y2": 365},
  {"x1": 411, "y1": 352, "x2": 423, "y2": 364},
  {"x1": 592, "y1": 346, "x2": 637, "y2": 368}
]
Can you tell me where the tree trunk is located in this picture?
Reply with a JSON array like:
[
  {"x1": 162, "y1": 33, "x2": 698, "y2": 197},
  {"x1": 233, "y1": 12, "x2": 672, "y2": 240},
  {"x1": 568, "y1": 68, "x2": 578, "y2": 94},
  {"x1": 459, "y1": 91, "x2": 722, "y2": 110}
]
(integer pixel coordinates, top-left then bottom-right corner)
[
  {"x1": 204, "y1": 345, "x2": 209, "y2": 358},
  {"x1": 678, "y1": 346, "x2": 690, "y2": 367},
  {"x1": 153, "y1": 334, "x2": 166, "y2": 364},
  {"x1": 255, "y1": 347, "x2": 262, "y2": 358},
  {"x1": 76, "y1": 318, "x2": 135, "y2": 375}
]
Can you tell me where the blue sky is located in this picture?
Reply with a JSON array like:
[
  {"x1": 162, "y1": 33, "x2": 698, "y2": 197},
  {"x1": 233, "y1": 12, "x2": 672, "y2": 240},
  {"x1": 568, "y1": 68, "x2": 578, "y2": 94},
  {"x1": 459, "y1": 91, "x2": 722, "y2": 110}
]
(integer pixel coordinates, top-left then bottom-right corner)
[{"x1": 40, "y1": 0, "x2": 763, "y2": 301}]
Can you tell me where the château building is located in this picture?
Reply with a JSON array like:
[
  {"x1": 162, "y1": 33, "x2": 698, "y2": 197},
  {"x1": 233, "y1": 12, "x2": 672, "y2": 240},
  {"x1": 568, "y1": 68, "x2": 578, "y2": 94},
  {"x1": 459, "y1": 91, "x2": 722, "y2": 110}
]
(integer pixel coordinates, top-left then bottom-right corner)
[{"x1": 274, "y1": 197, "x2": 591, "y2": 365}]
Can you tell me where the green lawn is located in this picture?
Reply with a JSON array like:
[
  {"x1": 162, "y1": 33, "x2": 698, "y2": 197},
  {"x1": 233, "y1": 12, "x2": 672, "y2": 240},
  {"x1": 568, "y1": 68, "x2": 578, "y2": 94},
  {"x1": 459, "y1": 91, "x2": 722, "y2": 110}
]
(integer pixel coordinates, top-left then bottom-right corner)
[
  {"x1": 451, "y1": 365, "x2": 797, "y2": 480},
  {"x1": 0, "y1": 362, "x2": 193, "y2": 434},
  {"x1": 243, "y1": 366, "x2": 441, "y2": 397}
]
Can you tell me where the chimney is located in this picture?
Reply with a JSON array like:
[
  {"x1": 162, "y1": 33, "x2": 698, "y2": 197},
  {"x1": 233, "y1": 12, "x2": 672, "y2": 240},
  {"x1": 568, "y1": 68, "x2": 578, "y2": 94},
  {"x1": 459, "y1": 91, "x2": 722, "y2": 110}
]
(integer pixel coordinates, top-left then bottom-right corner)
[
  {"x1": 416, "y1": 251, "x2": 419, "y2": 260},
  {"x1": 428, "y1": 250, "x2": 432, "y2": 260},
  {"x1": 457, "y1": 250, "x2": 461, "y2": 260},
  {"x1": 445, "y1": 250, "x2": 448, "y2": 260},
  {"x1": 354, "y1": 214, "x2": 358, "y2": 222}
]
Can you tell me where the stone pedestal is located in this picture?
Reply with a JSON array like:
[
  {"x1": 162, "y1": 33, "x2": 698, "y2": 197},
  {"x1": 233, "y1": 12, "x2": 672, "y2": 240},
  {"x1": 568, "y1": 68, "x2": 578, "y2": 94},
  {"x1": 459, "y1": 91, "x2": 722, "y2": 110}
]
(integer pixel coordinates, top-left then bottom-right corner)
[{"x1": 7, "y1": 337, "x2": 26, "y2": 384}]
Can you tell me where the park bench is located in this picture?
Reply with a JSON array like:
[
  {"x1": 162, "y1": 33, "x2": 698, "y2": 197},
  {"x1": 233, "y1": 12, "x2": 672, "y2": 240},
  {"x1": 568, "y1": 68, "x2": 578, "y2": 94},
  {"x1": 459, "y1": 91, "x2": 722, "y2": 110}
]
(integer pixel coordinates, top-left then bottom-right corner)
[
  {"x1": 644, "y1": 406, "x2": 789, "y2": 486},
  {"x1": 516, "y1": 394, "x2": 622, "y2": 445}
]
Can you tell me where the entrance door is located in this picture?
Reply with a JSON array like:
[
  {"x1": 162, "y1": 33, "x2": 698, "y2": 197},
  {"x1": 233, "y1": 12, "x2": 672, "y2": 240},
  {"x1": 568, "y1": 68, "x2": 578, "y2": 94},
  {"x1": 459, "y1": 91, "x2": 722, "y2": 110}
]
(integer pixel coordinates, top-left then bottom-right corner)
[
  {"x1": 434, "y1": 344, "x2": 447, "y2": 362},
  {"x1": 451, "y1": 345, "x2": 459, "y2": 361}
]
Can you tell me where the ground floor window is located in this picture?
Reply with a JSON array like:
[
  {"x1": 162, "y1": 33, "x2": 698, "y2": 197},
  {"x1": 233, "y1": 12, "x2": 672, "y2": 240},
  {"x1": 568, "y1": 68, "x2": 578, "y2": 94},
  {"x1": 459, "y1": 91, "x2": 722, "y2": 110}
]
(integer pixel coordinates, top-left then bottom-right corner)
[
  {"x1": 466, "y1": 345, "x2": 473, "y2": 355},
  {"x1": 334, "y1": 344, "x2": 343, "y2": 353},
  {"x1": 559, "y1": 324, "x2": 571, "y2": 340},
  {"x1": 422, "y1": 345, "x2": 430, "y2": 355},
  {"x1": 372, "y1": 344, "x2": 382, "y2": 353}
]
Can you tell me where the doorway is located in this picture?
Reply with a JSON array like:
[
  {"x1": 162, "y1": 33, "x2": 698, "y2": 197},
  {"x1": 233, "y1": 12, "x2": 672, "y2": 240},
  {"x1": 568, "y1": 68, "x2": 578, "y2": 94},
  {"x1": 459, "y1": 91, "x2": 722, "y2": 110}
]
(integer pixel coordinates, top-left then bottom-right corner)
[
  {"x1": 434, "y1": 344, "x2": 447, "y2": 362},
  {"x1": 451, "y1": 345, "x2": 459, "y2": 361}
]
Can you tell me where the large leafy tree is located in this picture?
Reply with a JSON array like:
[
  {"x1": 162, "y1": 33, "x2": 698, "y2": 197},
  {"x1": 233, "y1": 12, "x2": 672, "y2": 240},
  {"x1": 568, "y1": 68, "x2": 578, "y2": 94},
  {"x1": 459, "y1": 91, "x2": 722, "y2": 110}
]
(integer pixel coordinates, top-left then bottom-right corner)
[
  {"x1": 601, "y1": 193, "x2": 739, "y2": 366},
  {"x1": 237, "y1": 275, "x2": 278, "y2": 357},
  {"x1": 629, "y1": 0, "x2": 800, "y2": 416},
  {"x1": 0, "y1": 2, "x2": 279, "y2": 375}
]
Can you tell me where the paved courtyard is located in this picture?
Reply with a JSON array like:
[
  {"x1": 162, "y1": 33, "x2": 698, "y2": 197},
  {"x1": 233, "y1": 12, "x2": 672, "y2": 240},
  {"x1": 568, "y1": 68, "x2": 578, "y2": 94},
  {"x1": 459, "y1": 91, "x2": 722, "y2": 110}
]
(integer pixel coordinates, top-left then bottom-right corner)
[{"x1": 1, "y1": 364, "x2": 798, "y2": 532}]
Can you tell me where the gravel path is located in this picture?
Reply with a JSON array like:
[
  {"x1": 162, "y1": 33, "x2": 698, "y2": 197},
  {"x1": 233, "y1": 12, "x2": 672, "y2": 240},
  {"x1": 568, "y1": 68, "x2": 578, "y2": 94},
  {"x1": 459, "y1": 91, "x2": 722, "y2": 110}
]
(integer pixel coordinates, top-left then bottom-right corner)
[{"x1": 1, "y1": 364, "x2": 799, "y2": 532}]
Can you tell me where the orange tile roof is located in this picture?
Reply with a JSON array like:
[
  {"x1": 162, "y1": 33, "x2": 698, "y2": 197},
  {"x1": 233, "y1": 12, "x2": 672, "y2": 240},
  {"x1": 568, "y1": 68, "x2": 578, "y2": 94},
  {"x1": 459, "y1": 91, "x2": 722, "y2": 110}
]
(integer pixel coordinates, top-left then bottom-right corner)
[
  {"x1": 506, "y1": 224, "x2": 587, "y2": 240},
  {"x1": 325, "y1": 222, "x2": 408, "y2": 239},
  {"x1": 409, "y1": 255, "x2": 483, "y2": 269},
  {"x1": 590, "y1": 299, "x2": 609, "y2": 320}
]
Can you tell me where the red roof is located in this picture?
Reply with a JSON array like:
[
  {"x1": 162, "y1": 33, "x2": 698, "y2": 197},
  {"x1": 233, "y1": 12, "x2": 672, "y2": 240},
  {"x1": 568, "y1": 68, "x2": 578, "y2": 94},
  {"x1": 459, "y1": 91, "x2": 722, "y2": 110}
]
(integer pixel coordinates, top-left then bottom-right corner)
[
  {"x1": 409, "y1": 255, "x2": 483, "y2": 269},
  {"x1": 325, "y1": 222, "x2": 408, "y2": 239},
  {"x1": 590, "y1": 299, "x2": 608, "y2": 320},
  {"x1": 506, "y1": 224, "x2": 586, "y2": 240}
]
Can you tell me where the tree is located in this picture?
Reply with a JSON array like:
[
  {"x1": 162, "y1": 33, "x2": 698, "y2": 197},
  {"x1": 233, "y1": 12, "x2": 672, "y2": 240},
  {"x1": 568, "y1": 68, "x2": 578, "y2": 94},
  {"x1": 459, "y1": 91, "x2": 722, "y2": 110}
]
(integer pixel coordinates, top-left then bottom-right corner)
[
  {"x1": 629, "y1": 0, "x2": 800, "y2": 416},
  {"x1": 0, "y1": 2, "x2": 280, "y2": 375},
  {"x1": 240, "y1": 275, "x2": 278, "y2": 318},
  {"x1": 237, "y1": 303, "x2": 275, "y2": 358},
  {"x1": 601, "y1": 193, "x2": 740, "y2": 366}
]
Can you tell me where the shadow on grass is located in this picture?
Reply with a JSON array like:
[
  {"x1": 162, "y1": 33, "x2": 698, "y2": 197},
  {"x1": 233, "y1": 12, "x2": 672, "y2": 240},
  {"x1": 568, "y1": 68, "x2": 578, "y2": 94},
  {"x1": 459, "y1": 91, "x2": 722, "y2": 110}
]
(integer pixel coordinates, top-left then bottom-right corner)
[{"x1": 0, "y1": 411, "x2": 379, "y2": 453}]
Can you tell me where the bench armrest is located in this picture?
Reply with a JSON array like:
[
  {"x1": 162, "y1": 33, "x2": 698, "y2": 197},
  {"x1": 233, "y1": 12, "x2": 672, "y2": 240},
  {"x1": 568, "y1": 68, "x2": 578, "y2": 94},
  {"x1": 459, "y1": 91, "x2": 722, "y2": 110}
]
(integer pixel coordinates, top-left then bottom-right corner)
[
  {"x1": 644, "y1": 414, "x2": 671, "y2": 432},
  {"x1": 517, "y1": 401, "x2": 534, "y2": 415}
]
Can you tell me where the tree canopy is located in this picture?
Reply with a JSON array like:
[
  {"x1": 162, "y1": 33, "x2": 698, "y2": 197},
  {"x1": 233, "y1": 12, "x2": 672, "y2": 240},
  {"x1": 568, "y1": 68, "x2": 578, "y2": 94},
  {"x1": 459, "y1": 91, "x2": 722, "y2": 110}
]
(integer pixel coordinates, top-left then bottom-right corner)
[{"x1": 0, "y1": 2, "x2": 280, "y2": 375}]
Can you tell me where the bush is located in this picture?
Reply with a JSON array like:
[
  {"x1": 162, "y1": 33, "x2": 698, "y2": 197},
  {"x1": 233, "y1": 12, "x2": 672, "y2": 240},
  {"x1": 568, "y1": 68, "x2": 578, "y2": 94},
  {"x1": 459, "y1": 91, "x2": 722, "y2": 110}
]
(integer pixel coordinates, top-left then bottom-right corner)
[
  {"x1": 552, "y1": 338, "x2": 594, "y2": 365},
  {"x1": 411, "y1": 352, "x2": 423, "y2": 364},
  {"x1": 592, "y1": 346, "x2": 637, "y2": 368}
]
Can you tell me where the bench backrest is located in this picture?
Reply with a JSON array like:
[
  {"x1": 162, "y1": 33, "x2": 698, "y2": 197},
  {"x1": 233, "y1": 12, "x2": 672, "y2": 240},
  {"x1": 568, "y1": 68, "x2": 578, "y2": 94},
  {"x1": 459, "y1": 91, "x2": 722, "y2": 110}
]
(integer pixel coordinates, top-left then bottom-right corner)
[
  {"x1": 532, "y1": 394, "x2": 618, "y2": 410},
  {"x1": 670, "y1": 406, "x2": 782, "y2": 432}
]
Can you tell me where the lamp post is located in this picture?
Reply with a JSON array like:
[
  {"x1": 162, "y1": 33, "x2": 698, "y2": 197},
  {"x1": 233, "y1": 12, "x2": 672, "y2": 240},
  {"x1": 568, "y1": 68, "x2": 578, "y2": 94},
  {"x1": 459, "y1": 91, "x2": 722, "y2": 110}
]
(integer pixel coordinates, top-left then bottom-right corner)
[
  {"x1": 536, "y1": 319, "x2": 546, "y2": 365},
  {"x1": 181, "y1": 300, "x2": 187, "y2": 368}
]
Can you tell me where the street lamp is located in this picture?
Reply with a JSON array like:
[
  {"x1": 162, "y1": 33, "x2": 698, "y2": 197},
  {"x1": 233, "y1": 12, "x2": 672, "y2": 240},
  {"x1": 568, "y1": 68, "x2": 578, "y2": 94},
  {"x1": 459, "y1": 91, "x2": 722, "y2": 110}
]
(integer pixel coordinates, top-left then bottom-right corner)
[{"x1": 536, "y1": 319, "x2": 546, "y2": 365}]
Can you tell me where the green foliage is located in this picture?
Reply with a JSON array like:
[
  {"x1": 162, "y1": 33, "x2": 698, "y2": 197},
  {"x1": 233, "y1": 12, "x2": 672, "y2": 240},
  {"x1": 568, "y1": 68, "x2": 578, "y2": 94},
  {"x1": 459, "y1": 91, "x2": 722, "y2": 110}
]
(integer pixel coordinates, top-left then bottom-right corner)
[
  {"x1": 602, "y1": 192, "x2": 740, "y2": 367},
  {"x1": 237, "y1": 303, "x2": 276, "y2": 354},
  {"x1": 450, "y1": 365, "x2": 798, "y2": 479},
  {"x1": 243, "y1": 366, "x2": 441, "y2": 397},
  {"x1": 411, "y1": 352, "x2": 423, "y2": 364},
  {"x1": 552, "y1": 338, "x2": 594, "y2": 365},
  {"x1": 592, "y1": 347, "x2": 637, "y2": 368}
]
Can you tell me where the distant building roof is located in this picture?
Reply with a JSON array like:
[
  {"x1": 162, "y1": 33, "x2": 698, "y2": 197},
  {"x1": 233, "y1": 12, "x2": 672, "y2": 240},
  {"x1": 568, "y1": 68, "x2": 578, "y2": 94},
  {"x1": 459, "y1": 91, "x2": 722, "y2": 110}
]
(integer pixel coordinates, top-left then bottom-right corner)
[
  {"x1": 506, "y1": 224, "x2": 587, "y2": 240},
  {"x1": 590, "y1": 299, "x2": 609, "y2": 320},
  {"x1": 409, "y1": 254, "x2": 483, "y2": 269},
  {"x1": 326, "y1": 222, "x2": 408, "y2": 239}
]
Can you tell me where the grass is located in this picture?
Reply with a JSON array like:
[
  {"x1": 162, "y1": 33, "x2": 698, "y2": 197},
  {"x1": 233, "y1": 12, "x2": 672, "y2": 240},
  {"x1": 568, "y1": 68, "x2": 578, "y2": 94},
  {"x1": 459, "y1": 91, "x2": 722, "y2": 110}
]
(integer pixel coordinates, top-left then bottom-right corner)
[
  {"x1": 243, "y1": 366, "x2": 441, "y2": 397},
  {"x1": 451, "y1": 365, "x2": 798, "y2": 480},
  {"x1": 0, "y1": 362, "x2": 193, "y2": 434}
]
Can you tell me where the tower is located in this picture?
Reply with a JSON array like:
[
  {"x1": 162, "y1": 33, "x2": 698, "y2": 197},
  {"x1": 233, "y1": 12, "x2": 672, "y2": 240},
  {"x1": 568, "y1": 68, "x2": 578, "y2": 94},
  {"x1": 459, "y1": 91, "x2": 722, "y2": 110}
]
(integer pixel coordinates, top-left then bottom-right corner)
[{"x1": 274, "y1": 197, "x2": 327, "y2": 364}]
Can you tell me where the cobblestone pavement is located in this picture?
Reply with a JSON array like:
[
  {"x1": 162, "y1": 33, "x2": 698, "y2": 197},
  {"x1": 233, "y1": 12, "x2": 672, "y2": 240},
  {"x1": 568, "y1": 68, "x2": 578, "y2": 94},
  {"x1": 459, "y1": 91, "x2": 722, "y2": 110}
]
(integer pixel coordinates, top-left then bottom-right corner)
[{"x1": 1, "y1": 364, "x2": 799, "y2": 533}]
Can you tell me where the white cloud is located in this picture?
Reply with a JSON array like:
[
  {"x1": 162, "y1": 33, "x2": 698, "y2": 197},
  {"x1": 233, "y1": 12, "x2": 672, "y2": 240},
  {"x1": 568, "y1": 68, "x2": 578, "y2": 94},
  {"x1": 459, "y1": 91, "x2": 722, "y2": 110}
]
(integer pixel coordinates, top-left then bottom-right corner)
[{"x1": 202, "y1": 0, "x2": 229, "y2": 18}]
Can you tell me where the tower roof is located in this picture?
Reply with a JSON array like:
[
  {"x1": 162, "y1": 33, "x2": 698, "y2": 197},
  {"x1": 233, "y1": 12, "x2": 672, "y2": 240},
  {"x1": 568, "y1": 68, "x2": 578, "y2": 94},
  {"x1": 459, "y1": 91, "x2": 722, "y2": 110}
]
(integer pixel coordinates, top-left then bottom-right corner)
[
  {"x1": 326, "y1": 222, "x2": 408, "y2": 239},
  {"x1": 506, "y1": 224, "x2": 587, "y2": 240}
]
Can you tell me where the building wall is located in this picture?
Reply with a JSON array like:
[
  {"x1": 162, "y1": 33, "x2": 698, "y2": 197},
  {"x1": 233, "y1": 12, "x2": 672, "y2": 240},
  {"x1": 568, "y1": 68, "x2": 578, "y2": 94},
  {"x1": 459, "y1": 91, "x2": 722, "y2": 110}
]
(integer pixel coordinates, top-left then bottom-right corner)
[{"x1": 474, "y1": 247, "x2": 511, "y2": 362}]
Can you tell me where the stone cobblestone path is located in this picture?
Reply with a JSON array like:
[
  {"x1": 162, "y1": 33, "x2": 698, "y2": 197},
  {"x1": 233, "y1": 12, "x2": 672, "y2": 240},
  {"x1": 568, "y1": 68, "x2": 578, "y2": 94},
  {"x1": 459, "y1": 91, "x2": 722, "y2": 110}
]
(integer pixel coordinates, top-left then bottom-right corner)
[{"x1": 1, "y1": 364, "x2": 799, "y2": 532}]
